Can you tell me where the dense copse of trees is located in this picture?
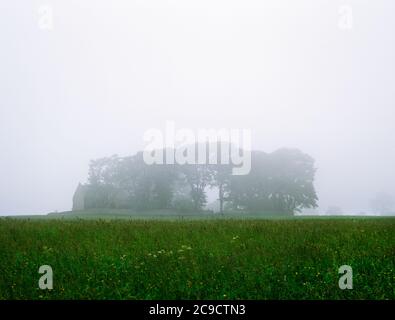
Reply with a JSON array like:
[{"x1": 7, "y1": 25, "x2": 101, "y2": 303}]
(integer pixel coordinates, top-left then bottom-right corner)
[
  {"x1": 226, "y1": 150, "x2": 318, "y2": 214},
  {"x1": 81, "y1": 148, "x2": 318, "y2": 216}
]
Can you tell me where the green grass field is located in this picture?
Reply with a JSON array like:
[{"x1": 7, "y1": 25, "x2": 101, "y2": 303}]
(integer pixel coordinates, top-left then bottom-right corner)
[{"x1": 0, "y1": 216, "x2": 393, "y2": 300}]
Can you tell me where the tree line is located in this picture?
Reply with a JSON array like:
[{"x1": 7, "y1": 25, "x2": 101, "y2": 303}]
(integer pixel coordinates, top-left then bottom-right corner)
[{"x1": 79, "y1": 147, "x2": 318, "y2": 216}]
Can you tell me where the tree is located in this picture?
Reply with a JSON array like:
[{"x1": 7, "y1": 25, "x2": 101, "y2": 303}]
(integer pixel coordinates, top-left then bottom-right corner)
[
  {"x1": 80, "y1": 147, "x2": 318, "y2": 216},
  {"x1": 210, "y1": 163, "x2": 232, "y2": 214},
  {"x1": 226, "y1": 149, "x2": 318, "y2": 215},
  {"x1": 267, "y1": 148, "x2": 318, "y2": 213},
  {"x1": 177, "y1": 163, "x2": 213, "y2": 211},
  {"x1": 208, "y1": 142, "x2": 234, "y2": 214},
  {"x1": 86, "y1": 152, "x2": 177, "y2": 210},
  {"x1": 88, "y1": 155, "x2": 122, "y2": 186}
]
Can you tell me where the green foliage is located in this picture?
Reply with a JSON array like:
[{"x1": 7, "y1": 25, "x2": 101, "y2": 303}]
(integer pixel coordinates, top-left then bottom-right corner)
[
  {"x1": 227, "y1": 149, "x2": 318, "y2": 214},
  {"x1": 179, "y1": 163, "x2": 213, "y2": 210},
  {"x1": 86, "y1": 153, "x2": 178, "y2": 211},
  {"x1": 80, "y1": 147, "x2": 319, "y2": 215},
  {"x1": 0, "y1": 218, "x2": 393, "y2": 300}
]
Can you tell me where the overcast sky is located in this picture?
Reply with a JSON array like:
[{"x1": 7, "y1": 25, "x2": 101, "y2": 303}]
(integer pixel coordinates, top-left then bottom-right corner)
[{"x1": 0, "y1": 0, "x2": 394, "y2": 215}]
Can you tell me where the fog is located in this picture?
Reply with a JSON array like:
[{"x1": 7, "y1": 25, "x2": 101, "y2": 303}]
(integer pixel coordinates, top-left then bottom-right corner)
[{"x1": 1, "y1": 0, "x2": 394, "y2": 215}]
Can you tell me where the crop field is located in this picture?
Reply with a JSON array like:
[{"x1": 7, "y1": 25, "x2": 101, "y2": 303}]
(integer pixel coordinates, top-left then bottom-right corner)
[{"x1": 0, "y1": 217, "x2": 393, "y2": 300}]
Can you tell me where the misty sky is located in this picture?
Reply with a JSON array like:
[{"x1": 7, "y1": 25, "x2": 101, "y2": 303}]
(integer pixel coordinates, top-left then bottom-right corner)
[{"x1": 1, "y1": 0, "x2": 394, "y2": 215}]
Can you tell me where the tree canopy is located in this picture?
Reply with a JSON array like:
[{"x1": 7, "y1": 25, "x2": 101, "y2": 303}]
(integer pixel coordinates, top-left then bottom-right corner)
[{"x1": 77, "y1": 147, "x2": 318, "y2": 216}]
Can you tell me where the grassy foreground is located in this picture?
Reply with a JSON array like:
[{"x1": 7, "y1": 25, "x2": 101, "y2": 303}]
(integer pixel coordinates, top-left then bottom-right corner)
[{"x1": 0, "y1": 217, "x2": 393, "y2": 299}]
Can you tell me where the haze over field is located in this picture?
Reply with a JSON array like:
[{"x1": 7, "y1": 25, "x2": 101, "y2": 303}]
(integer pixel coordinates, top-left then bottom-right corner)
[{"x1": 0, "y1": 0, "x2": 394, "y2": 215}]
